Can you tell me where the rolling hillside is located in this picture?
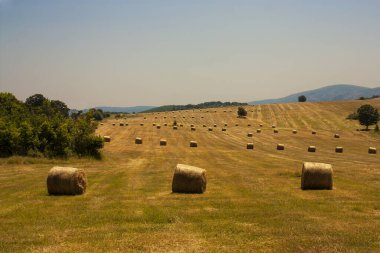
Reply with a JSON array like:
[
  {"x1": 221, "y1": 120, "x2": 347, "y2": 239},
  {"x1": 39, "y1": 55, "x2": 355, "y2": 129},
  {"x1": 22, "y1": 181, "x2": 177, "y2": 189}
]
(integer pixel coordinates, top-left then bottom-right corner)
[
  {"x1": 0, "y1": 99, "x2": 379, "y2": 252},
  {"x1": 249, "y1": 84, "x2": 380, "y2": 104}
]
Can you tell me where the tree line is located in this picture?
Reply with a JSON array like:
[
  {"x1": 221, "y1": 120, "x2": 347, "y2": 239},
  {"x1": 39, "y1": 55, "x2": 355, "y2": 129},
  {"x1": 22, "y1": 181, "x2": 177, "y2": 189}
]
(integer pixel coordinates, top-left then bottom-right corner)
[{"x1": 0, "y1": 93, "x2": 108, "y2": 159}]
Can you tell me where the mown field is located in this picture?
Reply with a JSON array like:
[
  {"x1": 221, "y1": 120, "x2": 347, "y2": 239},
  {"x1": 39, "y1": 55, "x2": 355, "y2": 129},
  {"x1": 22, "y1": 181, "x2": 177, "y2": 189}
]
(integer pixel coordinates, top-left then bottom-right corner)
[{"x1": 0, "y1": 99, "x2": 379, "y2": 252}]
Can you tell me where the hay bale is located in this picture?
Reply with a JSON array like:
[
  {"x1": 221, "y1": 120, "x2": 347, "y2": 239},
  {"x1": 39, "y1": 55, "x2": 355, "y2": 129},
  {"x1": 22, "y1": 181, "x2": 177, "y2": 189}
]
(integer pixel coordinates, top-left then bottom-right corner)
[
  {"x1": 191, "y1": 127, "x2": 196, "y2": 131},
  {"x1": 140, "y1": 123, "x2": 144, "y2": 126},
  {"x1": 272, "y1": 125, "x2": 276, "y2": 128},
  {"x1": 112, "y1": 123, "x2": 115, "y2": 126},
  {"x1": 247, "y1": 133, "x2": 253, "y2": 137},
  {"x1": 224, "y1": 123, "x2": 228, "y2": 127},
  {"x1": 246, "y1": 143, "x2": 254, "y2": 149},
  {"x1": 308, "y1": 146, "x2": 316, "y2": 152},
  {"x1": 156, "y1": 125, "x2": 161, "y2": 129},
  {"x1": 103, "y1": 136, "x2": 111, "y2": 142},
  {"x1": 277, "y1": 144, "x2": 285, "y2": 150},
  {"x1": 312, "y1": 131, "x2": 317, "y2": 135},
  {"x1": 222, "y1": 128, "x2": 227, "y2": 131},
  {"x1": 47, "y1": 167, "x2": 87, "y2": 195},
  {"x1": 190, "y1": 141, "x2": 198, "y2": 147},
  {"x1": 164, "y1": 123, "x2": 167, "y2": 126},
  {"x1": 153, "y1": 123, "x2": 156, "y2": 126},
  {"x1": 160, "y1": 139, "x2": 167, "y2": 146},
  {"x1": 274, "y1": 129, "x2": 279, "y2": 133},
  {"x1": 335, "y1": 147, "x2": 343, "y2": 153},
  {"x1": 293, "y1": 130, "x2": 297, "y2": 134},
  {"x1": 208, "y1": 127, "x2": 213, "y2": 131},
  {"x1": 334, "y1": 133, "x2": 340, "y2": 138},
  {"x1": 368, "y1": 147, "x2": 377, "y2": 154},
  {"x1": 203, "y1": 124, "x2": 207, "y2": 127},
  {"x1": 180, "y1": 124, "x2": 183, "y2": 127},
  {"x1": 172, "y1": 164, "x2": 206, "y2": 193},
  {"x1": 119, "y1": 123, "x2": 124, "y2": 126},
  {"x1": 173, "y1": 126, "x2": 178, "y2": 130},
  {"x1": 100, "y1": 123, "x2": 103, "y2": 126},
  {"x1": 259, "y1": 124, "x2": 263, "y2": 127},
  {"x1": 256, "y1": 129, "x2": 261, "y2": 133},
  {"x1": 301, "y1": 162, "x2": 333, "y2": 190},
  {"x1": 214, "y1": 124, "x2": 217, "y2": 127},
  {"x1": 247, "y1": 124, "x2": 251, "y2": 127},
  {"x1": 125, "y1": 123, "x2": 129, "y2": 126},
  {"x1": 235, "y1": 124, "x2": 239, "y2": 126},
  {"x1": 135, "y1": 137, "x2": 143, "y2": 144}
]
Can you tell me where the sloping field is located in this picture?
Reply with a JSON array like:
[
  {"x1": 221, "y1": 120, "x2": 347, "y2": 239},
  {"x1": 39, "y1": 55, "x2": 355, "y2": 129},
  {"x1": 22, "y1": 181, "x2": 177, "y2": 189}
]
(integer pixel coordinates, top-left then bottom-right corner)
[{"x1": 0, "y1": 99, "x2": 379, "y2": 252}]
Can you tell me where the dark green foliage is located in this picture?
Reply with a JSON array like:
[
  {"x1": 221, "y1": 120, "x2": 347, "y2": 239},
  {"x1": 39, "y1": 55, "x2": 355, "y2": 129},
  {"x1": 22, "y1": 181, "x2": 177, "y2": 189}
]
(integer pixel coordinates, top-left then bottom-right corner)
[
  {"x1": 346, "y1": 112, "x2": 359, "y2": 120},
  {"x1": 298, "y1": 95, "x2": 307, "y2": 102},
  {"x1": 85, "y1": 108, "x2": 108, "y2": 121},
  {"x1": 237, "y1": 107, "x2": 247, "y2": 117},
  {"x1": 357, "y1": 104, "x2": 379, "y2": 130},
  {"x1": 143, "y1": 101, "x2": 248, "y2": 113},
  {"x1": 0, "y1": 92, "x2": 103, "y2": 158}
]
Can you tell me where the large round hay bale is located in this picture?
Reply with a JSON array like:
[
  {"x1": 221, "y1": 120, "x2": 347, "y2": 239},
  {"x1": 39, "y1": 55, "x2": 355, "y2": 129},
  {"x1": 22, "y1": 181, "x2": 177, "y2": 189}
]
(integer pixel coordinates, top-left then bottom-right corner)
[
  {"x1": 203, "y1": 124, "x2": 207, "y2": 127},
  {"x1": 156, "y1": 125, "x2": 161, "y2": 129},
  {"x1": 259, "y1": 124, "x2": 263, "y2": 127},
  {"x1": 224, "y1": 123, "x2": 228, "y2": 127},
  {"x1": 247, "y1": 133, "x2": 253, "y2": 137},
  {"x1": 247, "y1": 124, "x2": 251, "y2": 127},
  {"x1": 312, "y1": 131, "x2": 317, "y2": 135},
  {"x1": 293, "y1": 129, "x2": 297, "y2": 134},
  {"x1": 308, "y1": 146, "x2": 316, "y2": 152},
  {"x1": 235, "y1": 123, "x2": 239, "y2": 126},
  {"x1": 135, "y1": 137, "x2": 143, "y2": 144},
  {"x1": 190, "y1": 141, "x2": 198, "y2": 147},
  {"x1": 191, "y1": 127, "x2": 196, "y2": 131},
  {"x1": 256, "y1": 129, "x2": 261, "y2": 133},
  {"x1": 47, "y1": 167, "x2": 87, "y2": 195},
  {"x1": 246, "y1": 143, "x2": 254, "y2": 149},
  {"x1": 173, "y1": 125, "x2": 178, "y2": 130},
  {"x1": 277, "y1": 144, "x2": 285, "y2": 150},
  {"x1": 112, "y1": 123, "x2": 115, "y2": 126},
  {"x1": 160, "y1": 139, "x2": 167, "y2": 146},
  {"x1": 274, "y1": 129, "x2": 279, "y2": 134},
  {"x1": 140, "y1": 123, "x2": 144, "y2": 126},
  {"x1": 368, "y1": 147, "x2": 377, "y2": 154},
  {"x1": 335, "y1": 147, "x2": 343, "y2": 153},
  {"x1": 103, "y1": 136, "x2": 111, "y2": 142},
  {"x1": 208, "y1": 127, "x2": 213, "y2": 131},
  {"x1": 222, "y1": 128, "x2": 227, "y2": 131},
  {"x1": 172, "y1": 164, "x2": 206, "y2": 194},
  {"x1": 153, "y1": 123, "x2": 156, "y2": 126},
  {"x1": 301, "y1": 162, "x2": 333, "y2": 190},
  {"x1": 334, "y1": 133, "x2": 340, "y2": 138},
  {"x1": 213, "y1": 124, "x2": 217, "y2": 127},
  {"x1": 164, "y1": 123, "x2": 167, "y2": 126},
  {"x1": 272, "y1": 125, "x2": 276, "y2": 128},
  {"x1": 119, "y1": 123, "x2": 124, "y2": 126}
]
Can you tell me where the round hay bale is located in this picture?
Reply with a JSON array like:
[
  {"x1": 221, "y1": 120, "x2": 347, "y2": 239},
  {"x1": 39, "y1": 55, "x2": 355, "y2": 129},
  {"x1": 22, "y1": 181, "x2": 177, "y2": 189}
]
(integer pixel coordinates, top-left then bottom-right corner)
[
  {"x1": 272, "y1": 125, "x2": 276, "y2": 128},
  {"x1": 335, "y1": 147, "x2": 343, "y2": 153},
  {"x1": 119, "y1": 123, "x2": 124, "y2": 126},
  {"x1": 213, "y1": 124, "x2": 217, "y2": 127},
  {"x1": 247, "y1": 133, "x2": 253, "y2": 137},
  {"x1": 312, "y1": 131, "x2": 317, "y2": 135},
  {"x1": 203, "y1": 124, "x2": 207, "y2": 127},
  {"x1": 156, "y1": 125, "x2": 161, "y2": 129},
  {"x1": 100, "y1": 123, "x2": 103, "y2": 126},
  {"x1": 247, "y1": 124, "x2": 251, "y2": 127},
  {"x1": 308, "y1": 146, "x2": 316, "y2": 152},
  {"x1": 277, "y1": 144, "x2": 285, "y2": 150},
  {"x1": 224, "y1": 123, "x2": 228, "y2": 127},
  {"x1": 180, "y1": 124, "x2": 183, "y2": 127},
  {"x1": 190, "y1": 141, "x2": 198, "y2": 147},
  {"x1": 368, "y1": 147, "x2": 377, "y2": 154},
  {"x1": 173, "y1": 126, "x2": 178, "y2": 130},
  {"x1": 172, "y1": 164, "x2": 206, "y2": 194},
  {"x1": 112, "y1": 123, "x2": 115, "y2": 126},
  {"x1": 334, "y1": 133, "x2": 340, "y2": 138},
  {"x1": 103, "y1": 136, "x2": 111, "y2": 142},
  {"x1": 256, "y1": 129, "x2": 261, "y2": 133},
  {"x1": 47, "y1": 167, "x2": 87, "y2": 195},
  {"x1": 153, "y1": 123, "x2": 156, "y2": 126},
  {"x1": 301, "y1": 162, "x2": 333, "y2": 190},
  {"x1": 164, "y1": 123, "x2": 167, "y2": 126},
  {"x1": 140, "y1": 123, "x2": 144, "y2": 126},
  {"x1": 259, "y1": 124, "x2": 263, "y2": 127},
  {"x1": 160, "y1": 139, "x2": 167, "y2": 146},
  {"x1": 222, "y1": 128, "x2": 227, "y2": 131},
  {"x1": 191, "y1": 127, "x2": 196, "y2": 131},
  {"x1": 208, "y1": 127, "x2": 213, "y2": 131},
  {"x1": 246, "y1": 143, "x2": 254, "y2": 149},
  {"x1": 274, "y1": 129, "x2": 279, "y2": 134},
  {"x1": 235, "y1": 124, "x2": 239, "y2": 126},
  {"x1": 135, "y1": 137, "x2": 143, "y2": 144},
  {"x1": 201, "y1": 116, "x2": 204, "y2": 119},
  {"x1": 125, "y1": 123, "x2": 128, "y2": 126},
  {"x1": 293, "y1": 130, "x2": 297, "y2": 134}
]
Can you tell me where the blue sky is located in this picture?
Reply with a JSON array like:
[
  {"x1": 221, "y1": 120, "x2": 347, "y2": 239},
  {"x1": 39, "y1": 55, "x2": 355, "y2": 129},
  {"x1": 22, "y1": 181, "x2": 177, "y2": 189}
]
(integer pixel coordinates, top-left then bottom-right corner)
[{"x1": 1, "y1": 0, "x2": 379, "y2": 108}]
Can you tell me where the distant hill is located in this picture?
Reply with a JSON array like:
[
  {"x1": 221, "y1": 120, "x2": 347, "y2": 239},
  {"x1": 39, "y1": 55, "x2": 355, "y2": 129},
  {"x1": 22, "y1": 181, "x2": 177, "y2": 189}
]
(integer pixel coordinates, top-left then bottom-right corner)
[
  {"x1": 143, "y1": 101, "x2": 248, "y2": 113},
  {"x1": 249, "y1": 84, "x2": 380, "y2": 105},
  {"x1": 92, "y1": 106, "x2": 156, "y2": 113}
]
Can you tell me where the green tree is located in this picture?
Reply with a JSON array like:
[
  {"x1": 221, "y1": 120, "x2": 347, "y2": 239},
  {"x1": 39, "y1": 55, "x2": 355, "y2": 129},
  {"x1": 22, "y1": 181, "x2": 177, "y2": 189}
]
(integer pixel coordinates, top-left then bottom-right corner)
[
  {"x1": 237, "y1": 107, "x2": 247, "y2": 117},
  {"x1": 357, "y1": 104, "x2": 379, "y2": 130}
]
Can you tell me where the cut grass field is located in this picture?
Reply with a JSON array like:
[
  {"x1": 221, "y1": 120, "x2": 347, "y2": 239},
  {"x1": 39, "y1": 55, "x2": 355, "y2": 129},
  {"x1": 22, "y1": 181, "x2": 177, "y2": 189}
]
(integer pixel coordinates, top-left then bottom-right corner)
[{"x1": 0, "y1": 99, "x2": 379, "y2": 252}]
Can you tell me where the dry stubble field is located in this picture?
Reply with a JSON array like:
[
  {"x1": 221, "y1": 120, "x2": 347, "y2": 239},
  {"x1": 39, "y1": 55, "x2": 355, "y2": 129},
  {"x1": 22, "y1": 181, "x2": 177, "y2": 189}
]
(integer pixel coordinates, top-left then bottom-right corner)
[{"x1": 0, "y1": 99, "x2": 379, "y2": 252}]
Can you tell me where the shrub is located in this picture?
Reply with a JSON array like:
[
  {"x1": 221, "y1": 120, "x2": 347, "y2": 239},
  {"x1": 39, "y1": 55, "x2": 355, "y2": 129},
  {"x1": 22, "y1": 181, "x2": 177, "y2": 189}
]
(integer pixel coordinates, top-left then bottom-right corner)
[
  {"x1": 298, "y1": 95, "x2": 307, "y2": 102},
  {"x1": 237, "y1": 107, "x2": 247, "y2": 117}
]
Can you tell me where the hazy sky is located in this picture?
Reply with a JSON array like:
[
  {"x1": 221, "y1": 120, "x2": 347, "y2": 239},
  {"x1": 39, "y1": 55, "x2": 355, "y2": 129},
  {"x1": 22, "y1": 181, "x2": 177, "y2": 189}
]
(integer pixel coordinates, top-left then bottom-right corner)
[{"x1": 1, "y1": 0, "x2": 379, "y2": 109}]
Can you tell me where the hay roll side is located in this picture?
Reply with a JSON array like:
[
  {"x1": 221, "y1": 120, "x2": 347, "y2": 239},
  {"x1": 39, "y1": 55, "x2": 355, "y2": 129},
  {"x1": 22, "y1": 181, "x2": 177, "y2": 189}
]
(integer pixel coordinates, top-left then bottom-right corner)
[
  {"x1": 301, "y1": 162, "x2": 333, "y2": 190},
  {"x1": 277, "y1": 144, "x2": 285, "y2": 150},
  {"x1": 172, "y1": 164, "x2": 206, "y2": 193},
  {"x1": 246, "y1": 143, "x2": 254, "y2": 149},
  {"x1": 103, "y1": 136, "x2": 111, "y2": 142},
  {"x1": 135, "y1": 137, "x2": 143, "y2": 144},
  {"x1": 368, "y1": 147, "x2": 377, "y2": 154},
  {"x1": 47, "y1": 167, "x2": 87, "y2": 195}
]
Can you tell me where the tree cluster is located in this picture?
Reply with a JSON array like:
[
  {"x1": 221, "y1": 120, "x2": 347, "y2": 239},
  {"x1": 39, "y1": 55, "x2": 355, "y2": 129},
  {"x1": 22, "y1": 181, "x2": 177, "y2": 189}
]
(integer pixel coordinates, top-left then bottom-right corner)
[{"x1": 0, "y1": 93, "x2": 104, "y2": 158}]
